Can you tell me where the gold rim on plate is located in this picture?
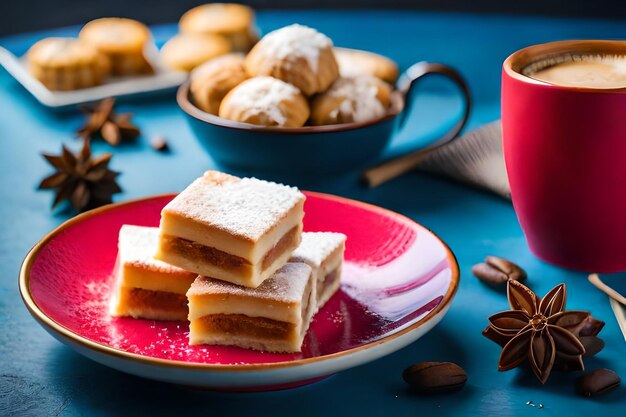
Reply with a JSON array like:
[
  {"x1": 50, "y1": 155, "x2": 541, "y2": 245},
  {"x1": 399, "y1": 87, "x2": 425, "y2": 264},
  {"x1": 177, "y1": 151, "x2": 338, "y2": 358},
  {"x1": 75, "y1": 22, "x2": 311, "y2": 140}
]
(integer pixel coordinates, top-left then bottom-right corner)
[{"x1": 19, "y1": 191, "x2": 460, "y2": 372}]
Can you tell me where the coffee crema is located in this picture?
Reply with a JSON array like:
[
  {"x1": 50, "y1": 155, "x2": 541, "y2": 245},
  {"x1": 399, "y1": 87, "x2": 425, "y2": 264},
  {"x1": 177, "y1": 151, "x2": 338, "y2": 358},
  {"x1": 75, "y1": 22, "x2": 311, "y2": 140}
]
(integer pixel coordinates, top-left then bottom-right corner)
[{"x1": 525, "y1": 54, "x2": 626, "y2": 89}]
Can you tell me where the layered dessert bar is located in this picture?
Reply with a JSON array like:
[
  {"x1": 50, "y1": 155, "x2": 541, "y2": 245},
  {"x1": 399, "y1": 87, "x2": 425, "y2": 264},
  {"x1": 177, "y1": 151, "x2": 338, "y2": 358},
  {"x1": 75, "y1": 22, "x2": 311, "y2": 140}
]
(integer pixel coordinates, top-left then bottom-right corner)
[
  {"x1": 187, "y1": 262, "x2": 315, "y2": 352},
  {"x1": 290, "y1": 232, "x2": 346, "y2": 309},
  {"x1": 110, "y1": 225, "x2": 197, "y2": 321},
  {"x1": 155, "y1": 171, "x2": 305, "y2": 288}
]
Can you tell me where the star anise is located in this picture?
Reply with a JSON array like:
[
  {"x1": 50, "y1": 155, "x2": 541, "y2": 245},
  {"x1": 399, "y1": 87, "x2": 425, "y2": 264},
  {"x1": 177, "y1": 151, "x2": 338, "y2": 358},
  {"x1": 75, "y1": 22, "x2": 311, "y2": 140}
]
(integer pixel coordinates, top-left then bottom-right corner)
[
  {"x1": 38, "y1": 138, "x2": 122, "y2": 212},
  {"x1": 483, "y1": 280, "x2": 589, "y2": 384},
  {"x1": 77, "y1": 97, "x2": 141, "y2": 145}
]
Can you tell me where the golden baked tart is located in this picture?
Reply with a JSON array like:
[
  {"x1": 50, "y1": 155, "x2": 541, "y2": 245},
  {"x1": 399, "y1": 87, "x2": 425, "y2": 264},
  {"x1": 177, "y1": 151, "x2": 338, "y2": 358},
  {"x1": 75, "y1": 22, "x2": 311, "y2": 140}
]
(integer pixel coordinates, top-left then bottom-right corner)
[
  {"x1": 334, "y1": 47, "x2": 399, "y2": 84},
  {"x1": 310, "y1": 75, "x2": 392, "y2": 125},
  {"x1": 79, "y1": 17, "x2": 154, "y2": 75},
  {"x1": 219, "y1": 76, "x2": 310, "y2": 127},
  {"x1": 190, "y1": 53, "x2": 248, "y2": 114},
  {"x1": 160, "y1": 33, "x2": 232, "y2": 72},
  {"x1": 27, "y1": 37, "x2": 110, "y2": 90},
  {"x1": 179, "y1": 3, "x2": 258, "y2": 52},
  {"x1": 245, "y1": 24, "x2": 339, "y2": 96}
]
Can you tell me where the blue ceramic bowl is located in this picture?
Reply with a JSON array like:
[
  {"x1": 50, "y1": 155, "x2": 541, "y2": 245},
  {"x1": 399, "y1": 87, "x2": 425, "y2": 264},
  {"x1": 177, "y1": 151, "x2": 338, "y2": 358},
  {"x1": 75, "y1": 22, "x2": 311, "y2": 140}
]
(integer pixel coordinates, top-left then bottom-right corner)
[{"x1": 177, "y1": 61, "x2": 471, "y2": 183}]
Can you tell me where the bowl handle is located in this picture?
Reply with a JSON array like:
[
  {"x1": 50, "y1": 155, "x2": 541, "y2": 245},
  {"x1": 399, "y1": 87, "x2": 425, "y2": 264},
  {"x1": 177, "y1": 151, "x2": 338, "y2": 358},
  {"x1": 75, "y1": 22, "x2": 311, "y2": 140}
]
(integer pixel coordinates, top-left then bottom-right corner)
[{"x1": 362, "y1": 62, "x2": 472, "y2": 187}]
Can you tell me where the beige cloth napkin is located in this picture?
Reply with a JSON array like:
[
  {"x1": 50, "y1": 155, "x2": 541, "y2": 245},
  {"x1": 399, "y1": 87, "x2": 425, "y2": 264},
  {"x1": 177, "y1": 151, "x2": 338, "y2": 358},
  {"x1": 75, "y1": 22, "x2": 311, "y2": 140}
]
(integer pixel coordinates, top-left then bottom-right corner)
[{"x1": 417, "y1": 120, "x2": 511, "y2": 199}]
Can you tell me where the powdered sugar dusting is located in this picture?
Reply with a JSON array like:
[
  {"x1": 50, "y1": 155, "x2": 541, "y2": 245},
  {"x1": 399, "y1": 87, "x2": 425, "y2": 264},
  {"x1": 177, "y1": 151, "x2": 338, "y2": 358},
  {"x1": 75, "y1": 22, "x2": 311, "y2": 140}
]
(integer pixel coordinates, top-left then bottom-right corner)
[
  {"x1": 189, "y1": 262, "x2": 312, "y2": 303},
  {"x1": 254, "y1": 24, "x2": 332, "y2": 72},
  {"x1": 164, "y1": 171, "x2": 305, "y2": 241},
  {"x1": 290, "y1": 232, "x2": 346, "y2": 267},
  {"x1": 118, "y1": 225, "x2": 193, "y2": 276},
  {"x1": 225, "y1": 76, "x2": 301, "y2": 126},
  {"x1": 327, "y1": 76, "x2": 386, "y2": 122}
]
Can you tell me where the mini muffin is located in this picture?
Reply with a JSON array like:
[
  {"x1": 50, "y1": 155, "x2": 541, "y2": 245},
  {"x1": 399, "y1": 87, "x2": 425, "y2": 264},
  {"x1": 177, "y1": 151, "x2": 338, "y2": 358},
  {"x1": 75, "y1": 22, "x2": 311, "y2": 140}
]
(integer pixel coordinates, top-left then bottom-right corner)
[
  {"x1": 190, "y1": 54, "x2": 248, "y2": 114},
  {"x1": 310, "y1": 75, "x2": 392, "y2": 125},
  {"x1": 334, "y1": 47, "x2": 399, "y2": 84},
  {"x1": 245, "y1": 24, "x2": 339, "y2": 96},
  {"x1": 161, "y1": 33, "x2": 232, "y2": 72},
  {"x1": 27, "y1": 37, "x2": 110, "y2": 90},
  {"x1": 179, "y1": 3, "x2": 258, "y2": 52},
  {"x1": 219, "y1": 76, "x2": 310, "y2": 127},
  {"x1": 79, "y1": 18, "x2": 154, "y2": 75}
]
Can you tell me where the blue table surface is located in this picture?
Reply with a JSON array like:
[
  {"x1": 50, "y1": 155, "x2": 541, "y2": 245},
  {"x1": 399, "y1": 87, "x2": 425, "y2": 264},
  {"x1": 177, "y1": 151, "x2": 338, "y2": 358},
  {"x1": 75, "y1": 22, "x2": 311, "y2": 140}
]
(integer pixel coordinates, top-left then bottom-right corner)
[{"x1": 1, "y1": 10, "x2": 625, "y2": 416}]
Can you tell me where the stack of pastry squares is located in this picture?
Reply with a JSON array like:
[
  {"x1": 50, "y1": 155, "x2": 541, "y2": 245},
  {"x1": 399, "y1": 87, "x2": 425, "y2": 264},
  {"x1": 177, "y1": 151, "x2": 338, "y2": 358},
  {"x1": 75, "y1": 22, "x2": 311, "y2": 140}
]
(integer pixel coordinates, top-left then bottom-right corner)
[{"x1": 110, "y1": 170, "x2": 346, "y2": 353}]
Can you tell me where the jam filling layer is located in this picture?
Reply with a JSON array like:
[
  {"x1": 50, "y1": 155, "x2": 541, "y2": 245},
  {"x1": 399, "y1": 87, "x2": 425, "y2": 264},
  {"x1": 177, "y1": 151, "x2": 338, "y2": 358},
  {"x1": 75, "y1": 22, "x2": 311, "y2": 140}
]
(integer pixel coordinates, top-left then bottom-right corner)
[
  {"x1": 162, "y1": 226, "x2": 299, "y2": 272},
  {"x1": 261, "y1": 226, "x2": 299, "y2": 269},
  {"x1": 197, "y1": 314, "x2": 295, "y2": 340},
  {"x1": 123, "y1": 288, "x2": 188, "y2": 313},
  {"x1": 161, "y1": 235, "x2": 248, "y2": 270}
]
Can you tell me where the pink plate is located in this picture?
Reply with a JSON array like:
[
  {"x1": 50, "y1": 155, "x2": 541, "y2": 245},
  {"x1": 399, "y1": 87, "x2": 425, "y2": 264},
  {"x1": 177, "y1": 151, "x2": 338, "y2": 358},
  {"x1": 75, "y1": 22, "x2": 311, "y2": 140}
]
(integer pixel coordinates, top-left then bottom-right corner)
[{"x1": 20, "y1": 192, "x2": 459, "y2": 390}]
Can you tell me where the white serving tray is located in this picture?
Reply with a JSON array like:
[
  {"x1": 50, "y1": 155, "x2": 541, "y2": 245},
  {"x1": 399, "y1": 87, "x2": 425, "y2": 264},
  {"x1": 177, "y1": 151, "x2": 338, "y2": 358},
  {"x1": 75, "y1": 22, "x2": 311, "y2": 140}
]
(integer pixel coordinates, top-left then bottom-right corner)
[{"x1": 0, "y1": 45, "x2": 187, "y2": 108}]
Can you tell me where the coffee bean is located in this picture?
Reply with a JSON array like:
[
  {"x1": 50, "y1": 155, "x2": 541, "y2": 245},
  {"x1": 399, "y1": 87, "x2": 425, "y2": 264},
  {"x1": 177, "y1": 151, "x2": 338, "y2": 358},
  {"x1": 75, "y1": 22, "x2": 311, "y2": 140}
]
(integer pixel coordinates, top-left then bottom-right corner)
[
  {"x1": 580, "y1": 336, "x2": 605, "y2": 357},
  {"x1": 575, "y1": 369, "x2": 620, "y2": 397},
  {"x1": 472, "y1": 263, "x2": 507, "y2": 284},
  {"x1": 472, "y1": 256, "x2": 527, "y2": 285},
  {"x1": 402, "y1": 362, "x2": 467, "y2": 394}
]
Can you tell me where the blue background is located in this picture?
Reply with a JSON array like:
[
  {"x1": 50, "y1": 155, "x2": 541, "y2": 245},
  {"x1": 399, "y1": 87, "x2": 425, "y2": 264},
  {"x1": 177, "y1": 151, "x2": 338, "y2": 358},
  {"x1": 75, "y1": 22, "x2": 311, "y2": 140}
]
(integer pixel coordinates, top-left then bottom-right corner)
[{"x1": 1, "y1": 10, "x2": 625, "y2": 416}]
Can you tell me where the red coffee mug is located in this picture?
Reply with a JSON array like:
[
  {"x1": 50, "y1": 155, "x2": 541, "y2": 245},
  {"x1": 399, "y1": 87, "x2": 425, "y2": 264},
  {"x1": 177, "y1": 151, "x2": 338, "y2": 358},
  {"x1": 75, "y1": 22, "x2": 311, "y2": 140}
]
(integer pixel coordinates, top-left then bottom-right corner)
[{"x1": 502, "y1": 40, "x2": 626, "y2": 273}]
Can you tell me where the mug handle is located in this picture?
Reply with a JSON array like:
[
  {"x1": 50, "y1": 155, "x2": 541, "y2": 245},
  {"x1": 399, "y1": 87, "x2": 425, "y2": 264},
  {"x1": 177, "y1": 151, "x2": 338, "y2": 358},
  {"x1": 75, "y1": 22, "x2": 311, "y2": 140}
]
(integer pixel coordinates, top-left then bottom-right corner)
[{"x1": 362, "y1": 62, "x2": 472, "y2": 187}]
